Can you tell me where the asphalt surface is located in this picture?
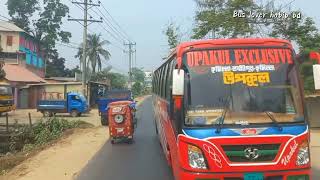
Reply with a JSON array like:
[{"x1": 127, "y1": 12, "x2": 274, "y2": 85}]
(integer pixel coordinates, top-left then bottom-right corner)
[
  {"x1": 77, "y1": 97, "x2": 318, "y2": 180},
  {"x1": 77, "y1": 96, "x2": 174, "y2": 180}
]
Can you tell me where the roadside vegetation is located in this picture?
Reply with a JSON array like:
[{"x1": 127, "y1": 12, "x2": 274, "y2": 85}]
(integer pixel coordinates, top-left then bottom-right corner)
[{"x1": 0, "y1": 118, "x2": 93, "y2": 175}]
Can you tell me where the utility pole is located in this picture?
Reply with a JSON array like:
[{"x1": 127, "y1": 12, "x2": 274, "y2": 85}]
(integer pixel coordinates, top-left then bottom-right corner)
[
  {"x1": 68, "y1": 0, "x2": 102, "y2": 97},
  {"x1": 124, "y1": 42, "x2": 136, "y2": 89}
]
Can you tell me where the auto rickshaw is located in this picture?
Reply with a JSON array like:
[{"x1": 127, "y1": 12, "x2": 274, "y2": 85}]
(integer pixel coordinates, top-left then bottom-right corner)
[
  {"x1": 97, "y1": 90, "x2": 134, "y2": 126},
  {"x1": 108, "y1": 100, "x2": 137, "y2": 144}
]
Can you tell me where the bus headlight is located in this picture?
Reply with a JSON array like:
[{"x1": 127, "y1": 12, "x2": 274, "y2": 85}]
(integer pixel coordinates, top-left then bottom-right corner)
[
  {"x1": 188, "y1": 144, "x2": 207, "y2": 169},
  {"x1": 114, "y1": 114, "x2": 124, "y2": 124},
  {"x1": 296, "y1": 145, "x2": 309, "y2": 166}
]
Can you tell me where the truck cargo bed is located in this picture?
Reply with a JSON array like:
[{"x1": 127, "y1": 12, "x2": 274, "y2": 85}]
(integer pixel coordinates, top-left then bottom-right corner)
[{"x1": 37, "y1": 100, "x2": 67, "y2": 110}]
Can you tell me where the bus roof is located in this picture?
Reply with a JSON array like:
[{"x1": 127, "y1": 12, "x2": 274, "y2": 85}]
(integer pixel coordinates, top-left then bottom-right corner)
[
  {"x1": 176, "y1": 38, "x2": 291, "y2": 49},
  {"x1": 167, "y1": 38, "x2": 293, "y2": 69}
]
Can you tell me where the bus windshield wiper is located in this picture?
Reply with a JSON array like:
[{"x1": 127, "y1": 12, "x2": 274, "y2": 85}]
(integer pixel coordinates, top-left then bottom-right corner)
[
  {"x1": 265, "y1": 111, "x2": 283, "y2": 131},
  {"x1": 215, "y1": 97, "x2": 230, "y2": 134}
]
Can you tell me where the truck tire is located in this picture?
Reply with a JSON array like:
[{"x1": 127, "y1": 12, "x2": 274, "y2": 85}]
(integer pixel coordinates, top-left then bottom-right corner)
[
  {"x1": 70, "y1": 110, "x2": 79, "y2": 117},
  {"x1": 43, "y1": 111, "x2": 53, "y2": 117},
  {"x1": 101, "y1": 115, "x2": 108, "y2": 126}
]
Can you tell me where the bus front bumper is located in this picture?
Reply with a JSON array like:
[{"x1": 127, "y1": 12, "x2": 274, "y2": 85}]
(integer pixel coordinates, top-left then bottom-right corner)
[{"x1": 179, "y1": 168, "x2": 311, "y2": 180}]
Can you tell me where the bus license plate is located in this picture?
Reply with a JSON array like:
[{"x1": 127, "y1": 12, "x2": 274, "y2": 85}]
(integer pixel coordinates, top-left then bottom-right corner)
[{"x1": 244, "y1": 172, "x2": 264, "y2": 180}]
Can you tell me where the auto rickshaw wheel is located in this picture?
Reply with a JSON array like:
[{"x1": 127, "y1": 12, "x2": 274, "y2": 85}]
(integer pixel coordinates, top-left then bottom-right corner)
[{"x1": 111, "y1": 139, "x2": 115, "y2": 144}]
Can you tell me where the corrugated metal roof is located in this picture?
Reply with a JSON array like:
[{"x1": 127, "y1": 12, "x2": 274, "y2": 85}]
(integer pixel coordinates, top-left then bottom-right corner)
[
  {"x1": 45, "y1": 77, "x2": 77, "y2": 82},
  {"x1": 3, "y1": 64, "x2": 45, "y2": 83},
  {"x1": 0, "y1": 21, "x2": 25, "y2": 32}
]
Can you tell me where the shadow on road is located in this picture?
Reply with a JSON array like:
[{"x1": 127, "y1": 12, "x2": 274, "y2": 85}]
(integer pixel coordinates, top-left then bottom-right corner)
[{"x1": 76, "y1": 97, "x2": 174, "y2": 180}]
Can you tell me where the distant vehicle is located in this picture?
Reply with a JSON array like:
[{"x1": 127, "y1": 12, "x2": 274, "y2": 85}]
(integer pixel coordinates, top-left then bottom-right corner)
[
  {"x1": 0, "y1": 81, "x2": 15, "y2": 116},
  {"x1": 108, "y1": 100, "x2": 137, "y2": 144},
  {"x1": 97, "y1": 90, "x2": 135, "y2": 126},
  {"x1": 37, "y1": 92, "x2": 89, "y2": 117}
]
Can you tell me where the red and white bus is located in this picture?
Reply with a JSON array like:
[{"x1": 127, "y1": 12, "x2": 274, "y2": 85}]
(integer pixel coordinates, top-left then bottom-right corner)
[{"x1": 152, "y1": 38, "x2": 311, "y2": 180}]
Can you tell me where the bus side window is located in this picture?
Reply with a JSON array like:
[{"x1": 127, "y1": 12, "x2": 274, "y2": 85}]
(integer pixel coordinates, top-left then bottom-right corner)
[
  {"x1": 157, "y1": 72, "x2": 160, "y2": 95},
  {"x1": 163, "y1": 63, "x2": 169, "y2": 99},
  {"x1": 159, "y1": 68, "x2": 164, "y2": 97},
  {"x1": 167, "y1": 60, "x2": 175, "y2": 102}
]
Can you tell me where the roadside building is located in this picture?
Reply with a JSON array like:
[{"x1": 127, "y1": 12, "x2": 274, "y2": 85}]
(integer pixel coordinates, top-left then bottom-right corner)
[
  {"x1": 0, "y1": 21, "x2": 45, "y2": 108},
  {"x1": 144, "y1": 70, "x2": 153, "y2": 88},
  {"x1": 22, "y1": 80, "x2": 110, "y2": 109}
]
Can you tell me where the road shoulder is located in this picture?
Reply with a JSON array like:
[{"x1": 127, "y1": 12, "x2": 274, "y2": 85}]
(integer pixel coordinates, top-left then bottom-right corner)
[{"x1": 1, "y1": 127, "x2": 109, "y2": 180}]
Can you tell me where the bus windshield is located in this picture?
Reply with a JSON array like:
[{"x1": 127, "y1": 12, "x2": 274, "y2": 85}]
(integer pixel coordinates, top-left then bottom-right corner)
[
  {"x1": 183, "y1": 47, "x2": 305, "y2": 126},
  {"x1": 0, "y1": 86, "x2": 12, "y2": 96}
]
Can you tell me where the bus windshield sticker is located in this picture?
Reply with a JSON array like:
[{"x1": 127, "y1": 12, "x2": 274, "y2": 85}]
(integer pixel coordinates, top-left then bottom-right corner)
[
  {"x1": 223, "y1": 71, "x2": 271, "y2": 87},
  {"x1": 211, "y1": 64, "x2": 275, "y2": 74},
  {"x1": 186, "y1": 48, "x2": 293, "y2": 68}
]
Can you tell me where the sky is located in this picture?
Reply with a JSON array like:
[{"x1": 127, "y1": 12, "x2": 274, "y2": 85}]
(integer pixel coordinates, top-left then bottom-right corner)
[{"x1": 0, "y1": 0, "x2": 319, "y2": 74}]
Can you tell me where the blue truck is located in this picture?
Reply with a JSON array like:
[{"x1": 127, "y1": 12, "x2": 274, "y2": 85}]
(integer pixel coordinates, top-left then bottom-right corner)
[
  {"x1": 37, "y1": 92, "x2": 89, "y2": 117},
  {"x1": 97, "y1": 90, "x2": 136, "y2": 126}
]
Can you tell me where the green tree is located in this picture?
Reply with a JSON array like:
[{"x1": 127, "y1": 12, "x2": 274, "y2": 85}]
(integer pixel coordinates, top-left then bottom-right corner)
[
  {"x1": 192, "y1": 0, "x2": 258, "y2": 39},
  {"x1": 90, "y1": 68, "x2": 127, "y2": 89},
  {"x1": 7, "y1": 0, "x2": 72, "y2": 77},
  {"x1": 45, "y1": 56, "x2": 68, "y2": 77},
  {"x1": 76, "y1": 34, "x2": 111, "y2": 73},
  {"x1": 64, "y1": 66, "x2": 81, "y2": 78},
  {"x1": 89, "y1": 67, "x2": 112, "y2": 82},
  {"x1": 109, "y1": 72, "x2": 127, "y2": 89},
  {"x1": 132, "y1": 82, "x2": 142, "y2": 97},
  {"x1": 270, "y1": 14, "x2": 320, "y2": 93},
  {"x1": 6, "y1": 0, "x2": 39, "y2": 32},
  {"x1": 164, "y1": 22, "x2": 181, "y2": 49},
  {"x1": 131, "y1": 67, "x2": 145, "y2": 83}
]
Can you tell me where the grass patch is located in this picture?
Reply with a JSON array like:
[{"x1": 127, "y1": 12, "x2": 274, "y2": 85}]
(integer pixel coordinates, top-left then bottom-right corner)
[{"x1": 0, "y1": 118, "x2": 93, "y2": 174}]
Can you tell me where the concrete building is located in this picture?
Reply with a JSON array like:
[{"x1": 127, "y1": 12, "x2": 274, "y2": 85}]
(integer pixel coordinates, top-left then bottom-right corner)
[
  {"x1": 0, "y1": 21, "x2": 44, "y2": 77},
  {"x1": 0, "y1": 21, "x2": 111, "y2": 109},
  {"x1": 0, "y1": 21, "x2": 46, "y2": 108}
]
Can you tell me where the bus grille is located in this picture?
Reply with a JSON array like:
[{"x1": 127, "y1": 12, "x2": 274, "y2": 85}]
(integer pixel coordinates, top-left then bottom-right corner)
[{"x1": 221, "y1": 144, "x2": 280, "y2": 162}]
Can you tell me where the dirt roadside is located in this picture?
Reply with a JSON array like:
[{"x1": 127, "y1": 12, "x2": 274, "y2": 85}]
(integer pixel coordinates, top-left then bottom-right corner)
[
  {"x1": 1, "y1": 127, "x2": 109, "y2": 180},
  {"x1": 1, "y1": 95, "x2": 148, "y2": 180}
]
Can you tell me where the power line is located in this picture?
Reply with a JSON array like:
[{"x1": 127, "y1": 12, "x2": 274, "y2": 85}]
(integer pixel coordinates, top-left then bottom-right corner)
[
  {"x1": 91, "y1": 7, "x2": 129, "y2": 43},
  {"x1": 100, "y1": 3, "x2": 132, "y2": 41},
  {"x1": 96, "y1": 8, "x2": 129, "y2": 42},
  {"x1": 98, "y1": 23, "x2": 126, "y2": 48},
  {"x1": 68, "y1": 0, "x2": 102, "y2": 97},
  {"x1": 56, "y1": 42, "x2": 79, "y2": 49},
  {"x1": 67, "y1": 2, "x2": 126, "y2": 52},
  {"x1": 279, "y1": 0, "x2": 296, "y2": 11},
  {"x1": 0, "y1": 15, "x2": 10, "y2": 21}
]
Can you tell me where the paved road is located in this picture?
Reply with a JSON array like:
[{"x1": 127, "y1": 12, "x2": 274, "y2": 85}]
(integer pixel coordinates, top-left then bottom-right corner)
[
  {"x1": 77, "y1": 97, "x2": 174, "y2": 180},
  {"x1": 77, "y1": 97, "x2": 319, "y2": 180}
]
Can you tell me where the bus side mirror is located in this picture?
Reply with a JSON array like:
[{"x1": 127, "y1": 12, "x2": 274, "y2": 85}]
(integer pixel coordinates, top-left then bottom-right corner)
[
  {"x1": 310, "y1": 51, "x2": 320, "y2": 64},
  {"x1": 172, "y1": 69, "x2": 185, "y2": 96},
  {"x1": 313, "y1": 65, "x2": 320, "y2": 90}
]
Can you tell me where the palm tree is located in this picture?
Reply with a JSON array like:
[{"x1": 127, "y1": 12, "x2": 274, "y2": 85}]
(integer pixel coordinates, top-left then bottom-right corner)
[{"x1": 75, "y1": 33, "x2": 111, "y2": 73}]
